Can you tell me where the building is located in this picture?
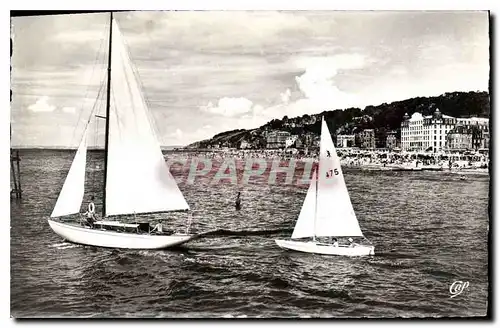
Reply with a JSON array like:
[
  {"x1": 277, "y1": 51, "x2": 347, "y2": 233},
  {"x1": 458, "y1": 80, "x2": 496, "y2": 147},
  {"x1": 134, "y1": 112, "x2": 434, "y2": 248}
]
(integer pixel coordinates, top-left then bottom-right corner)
[
  {"x1": 356, "y1": 129, "x2": 375, "y2": 149},
  {"x1": 457, "y1": 117, "x2": 489, "y2": 128},
  {"x1": 446, "y1": 125, "x2": 475, "y2": 151},
  {"x1": 481, "y1": 129, "x2": 490, "y2": 149},
  {"x1": 285, "y1": 135, "x2": 298, "y2": 148},
  {"x1": 239, "y1": 140, "x2": 251, "y2": 149},
  {"x1": 401, "y1": 108, "x2": 456, "y2": 152},
  {"x1": 446, "y1": 124, "x2": 484, "y2": 151},
  {"x1": 336, "y1": 134, "x2": 356, "y2": 148},
  {"x1": 294, "y1": 138, "x2": 303, "y2": 148},
  {"x1": 401, "y1": 108, "x2": 490, "y2": 152},
  {"x1": 302, "y1": 133, "x2": 315, "y2": 147},
  {"x1": 458, "y1": 117, "x2": 489, "y2": 150},
  {"x1": 386, "y1": 132, "x2": 399, "y2": 150},
  {"x1": 266, "y1": 130, "x2": 291, "y2": 149}
]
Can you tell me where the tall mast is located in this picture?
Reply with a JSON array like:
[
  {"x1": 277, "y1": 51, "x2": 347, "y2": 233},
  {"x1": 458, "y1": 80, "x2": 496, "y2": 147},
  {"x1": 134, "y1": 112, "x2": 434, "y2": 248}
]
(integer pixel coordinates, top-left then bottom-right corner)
[
  {"x1": 102, "y1": 12, "x2": 113, "y2": 217},
  {"x1": 313, "y1": 163, "x2": 318, "y2": 242}
]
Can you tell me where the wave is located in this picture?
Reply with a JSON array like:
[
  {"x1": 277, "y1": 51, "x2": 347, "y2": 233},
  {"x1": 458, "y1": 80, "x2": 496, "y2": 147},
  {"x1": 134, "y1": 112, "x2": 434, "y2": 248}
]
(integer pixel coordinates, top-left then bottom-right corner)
[{"x1": 196, "y1": 228, "x2": 293, "y2": 238}]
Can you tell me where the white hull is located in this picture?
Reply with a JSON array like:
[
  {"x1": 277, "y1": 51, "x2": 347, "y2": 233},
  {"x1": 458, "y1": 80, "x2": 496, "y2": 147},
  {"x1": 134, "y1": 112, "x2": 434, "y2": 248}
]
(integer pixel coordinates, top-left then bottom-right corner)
[
  {"x1": 275, "y1": 239, "x2": 375, "y2": 256},
  {"x1": 48, "y1": 219, "x2": 196, "y2": 249}
]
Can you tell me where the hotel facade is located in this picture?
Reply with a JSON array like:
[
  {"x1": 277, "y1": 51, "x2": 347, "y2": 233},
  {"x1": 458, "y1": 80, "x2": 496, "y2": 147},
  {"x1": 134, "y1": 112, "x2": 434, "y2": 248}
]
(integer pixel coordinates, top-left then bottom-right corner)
[{"x1": 401, "y1": 108, "x2": 489, "y2": 152}]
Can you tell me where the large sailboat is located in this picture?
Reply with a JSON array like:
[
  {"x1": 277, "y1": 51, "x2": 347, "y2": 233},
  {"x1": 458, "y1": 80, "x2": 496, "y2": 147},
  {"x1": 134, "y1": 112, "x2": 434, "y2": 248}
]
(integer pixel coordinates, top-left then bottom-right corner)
[
  {"x1": 48, "y1": 13, "x2": 197, "y2": 249},
  {"x1": 275, "y1": 117, "x2": 375, "y2": 256}
]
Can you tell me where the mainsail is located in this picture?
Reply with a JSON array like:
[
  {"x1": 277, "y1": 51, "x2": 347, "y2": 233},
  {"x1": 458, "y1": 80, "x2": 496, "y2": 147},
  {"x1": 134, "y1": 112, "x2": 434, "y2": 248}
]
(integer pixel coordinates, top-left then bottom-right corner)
[
  {"x1": 105, "y1": 19, "x2": 190, "y2": 216},
  {"x1": 291, "y1": 117, "x2": 363, "y2": 238},
  {"x1": 51, "y1": 129, "x2": 88, "y2": 218}
]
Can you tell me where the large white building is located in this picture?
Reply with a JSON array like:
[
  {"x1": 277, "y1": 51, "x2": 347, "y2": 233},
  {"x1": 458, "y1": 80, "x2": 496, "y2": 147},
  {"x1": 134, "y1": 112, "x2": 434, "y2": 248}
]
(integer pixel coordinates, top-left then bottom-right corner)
[
  {"x1": 401, "y1": 108, "x2": 489, "y2": 152},
  {"x1": 401, "y1": 108, "x2": 456, "y2": 152}
]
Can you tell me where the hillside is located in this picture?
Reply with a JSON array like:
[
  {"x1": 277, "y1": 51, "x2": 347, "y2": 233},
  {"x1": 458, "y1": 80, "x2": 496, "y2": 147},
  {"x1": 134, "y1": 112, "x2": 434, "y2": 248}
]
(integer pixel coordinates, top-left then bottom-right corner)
[{"x1": 187, "y1": 91, "x2": 490, "y2": 149}]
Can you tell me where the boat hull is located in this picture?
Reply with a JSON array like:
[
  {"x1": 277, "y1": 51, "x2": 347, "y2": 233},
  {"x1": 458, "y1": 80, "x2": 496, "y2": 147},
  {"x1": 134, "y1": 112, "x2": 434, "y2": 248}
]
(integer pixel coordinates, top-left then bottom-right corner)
[
  {"x1": 275, "y1": 239, "x2": 375, "y2": 256},
  {"x1": 48, "y1": 219, "x2": 196, "y2": 249}
]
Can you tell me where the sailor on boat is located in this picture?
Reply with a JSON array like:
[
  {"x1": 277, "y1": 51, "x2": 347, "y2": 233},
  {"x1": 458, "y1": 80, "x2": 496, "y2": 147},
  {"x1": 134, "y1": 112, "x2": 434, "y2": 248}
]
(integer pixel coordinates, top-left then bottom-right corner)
[
  {"x1": 84, "y1": 196, "x2": 96, "y2": 228},
  {"x1": 151, "y1": 221, "x2": 164, "y2": 233}
]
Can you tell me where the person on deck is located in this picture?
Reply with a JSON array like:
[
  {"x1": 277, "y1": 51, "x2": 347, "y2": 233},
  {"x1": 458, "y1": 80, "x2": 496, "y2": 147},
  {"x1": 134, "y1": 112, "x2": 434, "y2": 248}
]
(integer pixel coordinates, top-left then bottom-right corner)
[
  {"x1": 235, "y1": 192, "x2": 241, "y2": 211},
  {"x1": 348, "y1": 237, "x2": 356, "y2": 248},
  {"x1": 85, "y1": 196, "x2": 96, "y2": 228},
  {"x1": 151, "y1": 222, "x2": 164, "y2": 233},
  {"x1": 332, "y1": 238, "x2": 339, "y2": 247}
]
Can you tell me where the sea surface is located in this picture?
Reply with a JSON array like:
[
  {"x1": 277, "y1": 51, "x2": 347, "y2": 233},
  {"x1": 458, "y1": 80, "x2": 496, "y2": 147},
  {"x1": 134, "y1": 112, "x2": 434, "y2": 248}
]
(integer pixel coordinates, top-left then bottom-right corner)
[{"x1": 11, "y1": 149, "x2": 490, "y2": 318}]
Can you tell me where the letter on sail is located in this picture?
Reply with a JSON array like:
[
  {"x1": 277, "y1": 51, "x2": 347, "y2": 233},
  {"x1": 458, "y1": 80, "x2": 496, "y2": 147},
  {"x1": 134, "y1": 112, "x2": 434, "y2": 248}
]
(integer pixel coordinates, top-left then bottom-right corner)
[
  {"x1": 51, "y1": 129, "x2": 88, "y2": 218},
  {"x1": 105, "y1": 19, "x2": 190, "y2": 216}
]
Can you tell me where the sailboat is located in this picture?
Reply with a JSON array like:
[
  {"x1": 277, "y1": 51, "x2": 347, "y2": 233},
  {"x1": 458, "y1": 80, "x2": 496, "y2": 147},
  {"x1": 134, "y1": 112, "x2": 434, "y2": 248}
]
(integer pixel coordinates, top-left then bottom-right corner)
[
  {"x1": 275, "y1": 117, "x2": 375, "y2": 256},
  {"x1": 47, "y1": 13, "x2": 197, "y2": 249}
]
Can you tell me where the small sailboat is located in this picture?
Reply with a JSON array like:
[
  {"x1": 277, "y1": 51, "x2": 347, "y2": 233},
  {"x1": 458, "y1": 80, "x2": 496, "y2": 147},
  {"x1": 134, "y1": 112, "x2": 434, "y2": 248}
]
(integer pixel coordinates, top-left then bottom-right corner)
[
  {"x1": 48, "y1": 13, "x2": 197, "y2": 249},
  {"x1": 275, "y1": 118, "x2": 375, "y2": 256}
]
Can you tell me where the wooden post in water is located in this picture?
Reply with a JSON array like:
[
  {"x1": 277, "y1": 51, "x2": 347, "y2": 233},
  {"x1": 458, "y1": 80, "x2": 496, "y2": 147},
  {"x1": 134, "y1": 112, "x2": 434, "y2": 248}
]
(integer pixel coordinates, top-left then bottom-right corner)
[{"x1": 10, "y1": 149, "x2": 22, "y2": 198}]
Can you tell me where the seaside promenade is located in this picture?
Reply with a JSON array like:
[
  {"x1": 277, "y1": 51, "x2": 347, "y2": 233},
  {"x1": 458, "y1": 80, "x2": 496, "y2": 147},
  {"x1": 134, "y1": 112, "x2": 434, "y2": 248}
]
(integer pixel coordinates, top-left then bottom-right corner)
[{"x1": 166, "y1": 147, "x2": 489, "y2": 175}]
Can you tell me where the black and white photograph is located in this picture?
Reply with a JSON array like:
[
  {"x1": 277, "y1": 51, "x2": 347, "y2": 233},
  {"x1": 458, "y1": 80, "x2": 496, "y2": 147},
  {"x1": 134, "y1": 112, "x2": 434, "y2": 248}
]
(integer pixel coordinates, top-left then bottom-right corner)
[{"x1": 9, "y1": 8, "x2": 491, "y2": 319}]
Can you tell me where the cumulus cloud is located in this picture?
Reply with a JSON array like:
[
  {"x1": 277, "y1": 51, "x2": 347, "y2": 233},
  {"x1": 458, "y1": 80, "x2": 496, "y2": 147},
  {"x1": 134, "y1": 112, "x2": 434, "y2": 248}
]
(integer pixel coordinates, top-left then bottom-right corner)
[
  {"x1": 200, "y1": 53, "x2": 368, "y2": 129},
  {"x1": 280, "y1": 89, "x2": 291, "y2": 104},
  {"x1": 293, "y1": 54, "x2": 366, "y2": 110},
  {"x1": 28, "y1": 96, "x2": 56, "y2": 112},
  {"x1": 200, "y1": 97, "x2": 255, "y2": 117}
]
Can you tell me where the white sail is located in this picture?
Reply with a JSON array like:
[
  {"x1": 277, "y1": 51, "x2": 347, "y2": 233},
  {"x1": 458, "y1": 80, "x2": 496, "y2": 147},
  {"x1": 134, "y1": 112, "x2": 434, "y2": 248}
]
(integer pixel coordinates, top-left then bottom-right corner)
[
  {"x1": 105, "y1": 19, "x2": 190, "y2": 216},
  {"x1": 315, "y1": 118, "x2": 364, "y2": 237},
  {"x1": 291, "y1": 169, "x2": 317, "y2": 239},
  {"x1": 51, "y1": 129, "x2": 88, "y2": 218}
]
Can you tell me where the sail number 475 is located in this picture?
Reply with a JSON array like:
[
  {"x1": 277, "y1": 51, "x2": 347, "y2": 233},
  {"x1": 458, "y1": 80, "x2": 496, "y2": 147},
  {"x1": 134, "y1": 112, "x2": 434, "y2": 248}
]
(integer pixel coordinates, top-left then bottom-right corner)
[{"x1": 326, "y1": 168, "x2": 339, "y2": 178}]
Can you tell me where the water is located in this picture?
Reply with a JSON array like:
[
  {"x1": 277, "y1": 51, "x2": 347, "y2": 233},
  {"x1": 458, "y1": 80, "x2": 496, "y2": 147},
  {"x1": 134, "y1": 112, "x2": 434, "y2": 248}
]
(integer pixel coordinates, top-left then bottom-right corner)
[{"x1": 11, "y1": 150, "x2": 489, "y2": 318}]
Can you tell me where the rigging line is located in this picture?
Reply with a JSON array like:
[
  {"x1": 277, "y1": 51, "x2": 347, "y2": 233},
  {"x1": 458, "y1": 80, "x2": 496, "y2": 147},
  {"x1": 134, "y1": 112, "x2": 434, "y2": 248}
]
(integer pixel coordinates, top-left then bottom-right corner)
[{"x1": 68, "y1": 27, "x2": 108, "y2": 149}]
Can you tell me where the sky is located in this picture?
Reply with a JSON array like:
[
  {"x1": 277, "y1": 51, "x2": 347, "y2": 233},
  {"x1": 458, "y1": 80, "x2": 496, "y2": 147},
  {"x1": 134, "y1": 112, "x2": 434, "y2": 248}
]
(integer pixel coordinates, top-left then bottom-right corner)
[{"x1": 10, "y1": 10, "x2": 489, "y2": 147}]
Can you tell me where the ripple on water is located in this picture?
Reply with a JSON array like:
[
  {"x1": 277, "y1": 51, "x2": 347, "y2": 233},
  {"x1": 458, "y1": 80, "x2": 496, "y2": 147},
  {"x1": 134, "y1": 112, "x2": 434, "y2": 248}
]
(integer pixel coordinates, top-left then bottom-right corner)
[{"x1": 10, "y1": 150, "x2": 489, "y2": 318}]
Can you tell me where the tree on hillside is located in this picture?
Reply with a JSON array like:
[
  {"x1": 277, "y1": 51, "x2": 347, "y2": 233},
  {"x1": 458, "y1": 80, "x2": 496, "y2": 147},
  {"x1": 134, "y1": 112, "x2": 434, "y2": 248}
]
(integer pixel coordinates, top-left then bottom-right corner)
[{"x1": 191, "y1": 91, "x2": 489, "y2": 149}]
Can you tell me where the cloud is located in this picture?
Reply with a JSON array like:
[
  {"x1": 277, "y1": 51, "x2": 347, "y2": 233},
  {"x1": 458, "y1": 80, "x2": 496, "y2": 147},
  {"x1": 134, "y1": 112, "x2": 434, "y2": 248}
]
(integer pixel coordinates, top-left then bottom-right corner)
[
  {"x1": 293, "y1": 54, "x2": 366, "y2": 109},
  {"x1": 28, "y1": 96, "x2": 56, "y2": 112},
  {"x1": 200, "y1": 97, "x2": 255, "y2": 117},
  {"x1": 200, "y1": 53, "x2": 368, "y2": 129},
  {"x1": 11, "y1": 12, "x2": 489, "y2": 148},
  {"x1": 62, "y1": 106, "x2": 76, "y2": 114},
  {"x1": 280, "y1": 89, "x2": 291, "y2": 104}
]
